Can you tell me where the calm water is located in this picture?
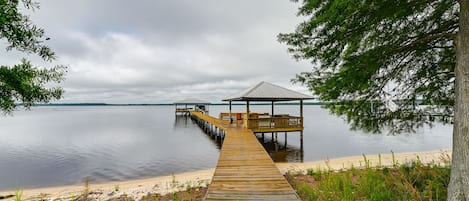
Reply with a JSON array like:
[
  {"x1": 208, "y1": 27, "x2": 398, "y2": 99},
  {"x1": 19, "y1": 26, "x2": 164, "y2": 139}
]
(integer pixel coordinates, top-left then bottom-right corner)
[{"x1": 0, "y1": 105, "x2": 452, "y2": 190}]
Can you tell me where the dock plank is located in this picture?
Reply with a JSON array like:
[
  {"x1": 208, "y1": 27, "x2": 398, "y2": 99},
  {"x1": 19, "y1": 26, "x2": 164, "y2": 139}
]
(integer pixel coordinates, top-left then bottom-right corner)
[{"x1": 191, "y1": 112, "x2": 300, "y2": 201}]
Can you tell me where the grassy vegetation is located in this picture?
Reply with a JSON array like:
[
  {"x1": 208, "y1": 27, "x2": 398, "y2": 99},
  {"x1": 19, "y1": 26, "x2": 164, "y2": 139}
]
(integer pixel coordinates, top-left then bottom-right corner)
[
  {"x1": 110, "y1": 158, "x2": 450, "y2": 201},
  {"x1": 5, "y1": 154, "x2": 450, "y2": 201},
  {"x1": 14, "y1": 189, "x2": 22, "y2": 201},
  {"x1": 287, "y1": 159, "x2": 451, "y2": 201}
]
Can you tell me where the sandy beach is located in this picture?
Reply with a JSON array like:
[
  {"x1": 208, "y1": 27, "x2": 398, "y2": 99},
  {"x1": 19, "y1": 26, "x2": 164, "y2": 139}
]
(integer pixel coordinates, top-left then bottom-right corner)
[{"x1": 0, "y1": 149, "x2": 451, "y2": 201}]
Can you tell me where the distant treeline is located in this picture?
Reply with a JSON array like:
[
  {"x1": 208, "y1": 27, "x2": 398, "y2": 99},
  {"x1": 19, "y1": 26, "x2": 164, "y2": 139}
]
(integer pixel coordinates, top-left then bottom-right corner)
[
  {"x1": 29, "y1": 100, "x2": 432, "y2": 106},
  {"x1": 31, "y1": 102, "x2": 327, "y2": 106}
]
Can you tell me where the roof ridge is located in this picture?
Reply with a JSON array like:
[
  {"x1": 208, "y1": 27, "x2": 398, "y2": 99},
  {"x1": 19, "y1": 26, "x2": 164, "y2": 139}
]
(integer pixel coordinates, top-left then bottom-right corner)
[
  {"x1": 222, "y1": 81, "x2": 313, "y2": 101},
  {"x1": 265, "y1": 82, "x2": 306, "y2": 96},
  {"x1": 242, "y1": 81, "x2": 265, "y2": 98}
]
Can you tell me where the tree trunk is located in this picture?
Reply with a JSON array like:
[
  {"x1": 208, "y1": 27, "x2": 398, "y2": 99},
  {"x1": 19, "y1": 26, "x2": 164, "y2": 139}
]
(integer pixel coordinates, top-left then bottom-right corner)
[{"x1": 447, "y1": 0, "x2": 469, "y2": 200}]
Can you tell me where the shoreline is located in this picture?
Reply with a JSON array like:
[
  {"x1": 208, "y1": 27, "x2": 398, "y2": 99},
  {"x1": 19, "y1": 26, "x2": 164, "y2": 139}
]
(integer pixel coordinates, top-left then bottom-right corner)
[{"x1": 0, "y1": 149, "x2": 452, "y2": 200}]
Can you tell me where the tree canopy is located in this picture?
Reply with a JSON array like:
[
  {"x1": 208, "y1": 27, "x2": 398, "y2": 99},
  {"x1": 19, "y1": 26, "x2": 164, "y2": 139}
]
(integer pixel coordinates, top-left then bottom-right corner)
[
  {"x1": 0, "y1": 0, "x2": 66, "y2": 114},
  {"x1": 279, "y1": 0, "x2": 459, "y2": 133},
  {"x1": 280, "y1": 0, "x2": 469, "y2": 200}
]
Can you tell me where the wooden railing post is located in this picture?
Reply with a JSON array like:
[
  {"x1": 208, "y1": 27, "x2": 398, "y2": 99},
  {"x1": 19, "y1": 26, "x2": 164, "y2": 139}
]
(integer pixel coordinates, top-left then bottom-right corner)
[
  {"x1": 246, "y1": 101, "x2": 250, "y2": 128},
  {"x1": 229, "y1": 101, "x2": 232, "y2": 124},
  {"x1": 300, "y1": 100, "x2": 304, "y2": 128}
]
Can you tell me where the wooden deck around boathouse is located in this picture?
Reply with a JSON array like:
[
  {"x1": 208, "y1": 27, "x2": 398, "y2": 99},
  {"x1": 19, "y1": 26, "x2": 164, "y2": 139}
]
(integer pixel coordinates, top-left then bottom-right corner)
[{"x1": 191, "y1": 112, "x2": 300, "y2": 201}]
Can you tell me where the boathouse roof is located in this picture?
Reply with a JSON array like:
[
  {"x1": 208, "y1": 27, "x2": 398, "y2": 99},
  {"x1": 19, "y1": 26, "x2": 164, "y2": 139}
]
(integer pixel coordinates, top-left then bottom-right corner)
[
  {"x1": 174, "y1": 98, "x2": 210, "y2": 104},
  {"x1": 223, "y1": 81, "x2": 313, "y2": 101}
]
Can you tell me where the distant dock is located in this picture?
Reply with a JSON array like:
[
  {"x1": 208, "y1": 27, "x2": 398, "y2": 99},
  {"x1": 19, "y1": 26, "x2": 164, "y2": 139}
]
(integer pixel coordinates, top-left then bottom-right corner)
[{"x1": 174, "y1": 99, "x2": 210, "y2": 116}]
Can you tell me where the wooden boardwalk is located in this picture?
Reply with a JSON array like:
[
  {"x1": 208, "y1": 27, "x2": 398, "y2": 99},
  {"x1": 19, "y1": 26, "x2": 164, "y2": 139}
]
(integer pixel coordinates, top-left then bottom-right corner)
[{"x1": 191, "y1": 112, "x2": 300, "y2": 201}]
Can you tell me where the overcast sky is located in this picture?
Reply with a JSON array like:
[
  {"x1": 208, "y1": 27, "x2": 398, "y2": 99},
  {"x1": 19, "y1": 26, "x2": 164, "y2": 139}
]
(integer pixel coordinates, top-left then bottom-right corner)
[{"x1": 1, "y1": 0, "x2": 313, "y2": 104}]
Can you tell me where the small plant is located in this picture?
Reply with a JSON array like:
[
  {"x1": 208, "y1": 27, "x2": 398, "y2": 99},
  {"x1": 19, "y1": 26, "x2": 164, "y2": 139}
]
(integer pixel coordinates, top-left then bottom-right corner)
[
  {"x1": 306, "y1": 168, "x2": 314, "y2": 176},
  {"x1": 378, "y1": 153, "x2": 382, "y2": 168},
  {"x1": 324, "y1": 158, "x2": 331, "y2": 170},
  {"x1": 171, "y1": 192, "x2": 179, "y2": 201},
  {"x1": 69, "y1": 195, "x2": 77, "y2": 201},
  {"x1": 14, "y1": 189, "x2": 23, "y2": 201},
  {"x1": 362, "y1": 154, "x2": 370, "y2": 169},
  {"x1": 391, "y1": 150, "x2": 398, "y2": 167},
  {"x1": 439, "y1": 151, "x2": 451, "y2": 166},
  {"x1": 312, "y1": 168, "x2": 323, "y2": 181},
  {"x1": 171, "y1": 173, "x2": 177, "y2": 189},
  {"x1": 83, "y1": 176, "x2": 90, "y2": 199},
  {"x1": 38, "y1": 193, "x2": 47, "y2": 201}
]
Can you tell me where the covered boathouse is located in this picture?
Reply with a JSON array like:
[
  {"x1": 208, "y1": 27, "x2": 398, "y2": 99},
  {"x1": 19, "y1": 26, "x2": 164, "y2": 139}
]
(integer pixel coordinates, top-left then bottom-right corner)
[
  {"x1": 174, "y1": 98, "x2": 210, "y2": 116},
  {"x1": 222, "y1": 81, "x2": 313, "y2": 133}
]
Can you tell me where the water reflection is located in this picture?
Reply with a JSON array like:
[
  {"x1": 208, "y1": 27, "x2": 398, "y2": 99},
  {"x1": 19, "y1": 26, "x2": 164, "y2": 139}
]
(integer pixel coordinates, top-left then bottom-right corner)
[
  {"x1": 180, "y1": 113, "x2": 305, "y2": 163},
  {"x1": 0, "y1": 105, "x2": 451, "y2": 190},
  {"x1": 174, "y1": 115, "x2": 222, "y2": 149},
  {"x1": 255, "y1": 132, "x2": 304, "y2": 162},
  {"x1": 173, "y1": 115, "x2": 191, "y2": 128}
]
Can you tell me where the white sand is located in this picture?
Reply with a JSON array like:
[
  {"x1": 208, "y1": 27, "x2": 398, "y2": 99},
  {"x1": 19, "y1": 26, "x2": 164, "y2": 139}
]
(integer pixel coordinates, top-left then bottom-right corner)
[
  {"x1": 0, "y1": 149, "x2": 451, "y2": 201},
  {"x1": 276, "y1": 149, "x2": 452, "y2": 174}
]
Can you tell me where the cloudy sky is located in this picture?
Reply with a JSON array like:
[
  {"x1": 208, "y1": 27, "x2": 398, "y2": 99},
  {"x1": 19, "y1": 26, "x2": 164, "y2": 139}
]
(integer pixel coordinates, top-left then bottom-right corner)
[{"x1": 2, "y1": 0, "x2": 313, "y2": 104}]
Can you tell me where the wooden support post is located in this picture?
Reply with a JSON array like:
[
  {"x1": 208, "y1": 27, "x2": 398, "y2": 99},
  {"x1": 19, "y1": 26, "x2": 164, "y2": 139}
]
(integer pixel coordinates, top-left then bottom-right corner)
[
  {"x1": 274, "y1": 139, "x2": 278, "y2": 151},
  {"x1": 229, "y1": 101, "x2": 232, "y2": 124},
  {"x1": 285, "y1": 132, "x2": 287, "y2": 145},
  {"x1": 271, "y1": 101, "x2": 274, "y2": 128},
  {"x1": 271, "y1": 101, "x2": 274, "y2": 115},
  {"x1": 284, "y1": 134, "x2": 287, "y2": 150},
  {"x1": 246, "y1": 101, "x2": 250, "y2": 128},
  {"x1": 300, "y1": 131, "x2": 304, "y2": 151},
  {"x1": 300, "y1": 100, "x2": 304, "y2": 128},
  {"x1": 300, "y1": 131, "x2": 304, "y2": 162}
]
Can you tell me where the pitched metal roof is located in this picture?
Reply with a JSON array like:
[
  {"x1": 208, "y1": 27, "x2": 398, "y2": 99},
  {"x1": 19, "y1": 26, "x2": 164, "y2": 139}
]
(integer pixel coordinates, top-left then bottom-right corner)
[
  {"x1": 174, "y1": 98, "x2": 210, "y2": 104},
  {"x1": 223, "y1": 81, "x2": 313, "y2": 101}
]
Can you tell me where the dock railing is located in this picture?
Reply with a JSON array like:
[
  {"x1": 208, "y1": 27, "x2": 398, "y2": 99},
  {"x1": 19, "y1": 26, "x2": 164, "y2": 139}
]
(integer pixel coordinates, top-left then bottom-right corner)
[
  {"x1": 248, "y1": 115, "x2": 302, "y2": 130},
  {"x1": 219, "y1": 112, "x2": 247, "y2": 125},
  {"x1": 220, "y1": 112, "x2": 303, "y2": 131},
  {"x1": 176, "y1": 108, "x2": 193, "y2": 112}
]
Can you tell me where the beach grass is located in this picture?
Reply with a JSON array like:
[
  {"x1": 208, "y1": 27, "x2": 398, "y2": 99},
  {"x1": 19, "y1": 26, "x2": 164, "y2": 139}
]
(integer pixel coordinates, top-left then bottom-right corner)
[
  {"x1": 14, "y1": 190, "x2": 22, "y2": 201},
  {"x1": 286, "y1": 159, "x2": 451, "y2": 201}
]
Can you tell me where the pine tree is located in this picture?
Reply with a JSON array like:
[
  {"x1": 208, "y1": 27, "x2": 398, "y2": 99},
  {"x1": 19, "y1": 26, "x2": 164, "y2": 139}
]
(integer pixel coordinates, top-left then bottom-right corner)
[{"x1": 278, "y1": 0, "x2": 469, "y2": 199}]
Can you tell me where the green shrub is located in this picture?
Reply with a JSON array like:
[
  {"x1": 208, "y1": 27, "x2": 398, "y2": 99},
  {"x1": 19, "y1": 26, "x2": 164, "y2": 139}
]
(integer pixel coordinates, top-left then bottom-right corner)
[{"x1": 292, "y1": 161, "x2": 450, "y2": 201}]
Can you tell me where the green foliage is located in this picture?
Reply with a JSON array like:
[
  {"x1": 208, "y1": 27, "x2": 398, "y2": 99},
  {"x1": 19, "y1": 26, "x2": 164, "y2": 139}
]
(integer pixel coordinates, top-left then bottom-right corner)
[
  {"x1": 14, "y1": 189, "x2": 22, "y2": 201},
  {"x1": 0, "y1": 59, "x2": 65, "y2": 113},
  {"x1": 0, "y1": 0, "x2": 67, "y2": 114},
  {"x1": 279, "y1": 0, "x2": 459, "y2": 133},
  {"x1": 293, "y1": 161, "x2": 451, "y2": 201},
  {"x1": 0, "y1": 0, "x2": 55, "y2": 61},
  {"x1": 306, "y1": 168, "x2": 314, "y2": 176}
]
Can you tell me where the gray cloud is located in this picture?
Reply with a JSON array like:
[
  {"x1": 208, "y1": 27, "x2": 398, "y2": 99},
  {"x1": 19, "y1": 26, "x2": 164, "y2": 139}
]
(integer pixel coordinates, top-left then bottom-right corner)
[{"x1": 2, "y1": 0, "x2": 313, "y2": 103}]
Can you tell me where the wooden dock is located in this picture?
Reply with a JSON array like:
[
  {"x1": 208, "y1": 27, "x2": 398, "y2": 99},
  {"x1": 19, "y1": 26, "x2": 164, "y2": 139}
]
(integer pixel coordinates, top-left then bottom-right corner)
[{"x1": 191, "y1": 112, "x2": 300, "y2": 201}]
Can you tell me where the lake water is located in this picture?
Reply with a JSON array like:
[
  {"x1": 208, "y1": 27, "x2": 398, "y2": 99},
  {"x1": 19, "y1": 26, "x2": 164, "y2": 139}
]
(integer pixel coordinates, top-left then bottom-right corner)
[{"x1": 0, "y1": 105, "x2": 452, "y2": 190}]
